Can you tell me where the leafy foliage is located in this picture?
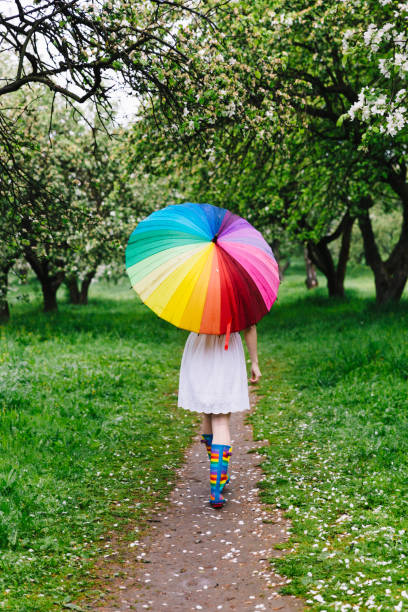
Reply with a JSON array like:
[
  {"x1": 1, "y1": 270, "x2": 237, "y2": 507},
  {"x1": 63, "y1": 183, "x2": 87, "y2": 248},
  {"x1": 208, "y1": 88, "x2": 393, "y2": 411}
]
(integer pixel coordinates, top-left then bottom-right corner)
[
  {"x1": 0, "y1": 1, "x2": 219, "y2": 107},
  {"x1": 132, "y1": 0, "x2": 408, "y2": 302}
]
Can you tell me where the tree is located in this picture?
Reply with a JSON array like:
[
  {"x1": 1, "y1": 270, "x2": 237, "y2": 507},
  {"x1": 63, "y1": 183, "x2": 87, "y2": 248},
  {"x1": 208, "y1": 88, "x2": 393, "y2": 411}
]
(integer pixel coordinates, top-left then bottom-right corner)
[
  {"x1": 0, "y1": 1, "x2": 218, "y2": 105},
  {"x1": 2, "y1": 90, "x2": 145, "y2": 312},
  {"x1": 54, "y1": 123, "x2": 136, "y2": 305},
  {"x1": 304, "y1": 247, "x2": 318, "y2": 289},
  {"x1": 138, "y1": 0, "x2": 408, "y2": 302},
  {"x1": 341, "y1": 0, "x2": 408, "y2": 139},
  {"x1": 11, "y1": 94, "x2": 81, "y2": 311},
  {"x1": 0, "y1": 1, "x2": 228, "y2": 221},
  {"x1": 250, "y1": 0, "x2": 408, "y2": 302}
]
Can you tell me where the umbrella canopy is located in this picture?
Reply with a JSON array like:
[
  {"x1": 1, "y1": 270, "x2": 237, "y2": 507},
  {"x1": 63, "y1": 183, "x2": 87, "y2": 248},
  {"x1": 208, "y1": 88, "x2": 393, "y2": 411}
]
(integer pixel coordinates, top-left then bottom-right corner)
[{"x1": 126, "y1": 202, "x2": 279, "y2": 339}]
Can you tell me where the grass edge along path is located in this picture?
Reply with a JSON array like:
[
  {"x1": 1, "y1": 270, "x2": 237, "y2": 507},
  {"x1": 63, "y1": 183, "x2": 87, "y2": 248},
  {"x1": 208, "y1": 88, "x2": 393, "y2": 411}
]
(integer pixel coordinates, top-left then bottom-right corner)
[{"x1": 249, "y1": 294, "x2": 408, "y2": 611}]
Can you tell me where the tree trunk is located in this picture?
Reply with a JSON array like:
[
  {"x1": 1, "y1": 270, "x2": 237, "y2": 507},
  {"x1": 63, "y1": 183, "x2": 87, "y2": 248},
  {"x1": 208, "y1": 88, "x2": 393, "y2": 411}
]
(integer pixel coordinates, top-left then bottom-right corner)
[
  {"x1": 307, "y1": 212, "x2": 354, "y2": 298},
  {"x1": 66, "y1": 270, "x2": 95, "y2": 305},
  {"x1": 271, "y1": 239, "x2": 290, "y2": 281},
  {"x1": 66, "y1": 276, "x2": 80, "y2": 304},
  {"x1": 308, "y1": 241, "x2": 345, "y2": 297},
  {"x1": 379, "y1": 272, "x2": 407, "y2": 303},
  {"x1": 25, "y1": 253, "x2": 64, "y2": 312},
  {"x1": 336, "y1": 211, "x2": 354, "y2": 295},
  {"x1": 41, "y1": 280, "x2": 59, "y2": 312},
  {"x1": 0, "y1": 264, "x2": 12, "y2": 323},
  {"x1": 307, "y1": 241, "x2": 337, "y2": 295},
  {"x1": 79, "y1": 270, "x2": 95, "y2": 305},
  {"x1": 358, "y1": 205, "x2": 408, "y2": 303},
  {"x1": 304, "y1": 246, "x2": 318, "y2": 289}
]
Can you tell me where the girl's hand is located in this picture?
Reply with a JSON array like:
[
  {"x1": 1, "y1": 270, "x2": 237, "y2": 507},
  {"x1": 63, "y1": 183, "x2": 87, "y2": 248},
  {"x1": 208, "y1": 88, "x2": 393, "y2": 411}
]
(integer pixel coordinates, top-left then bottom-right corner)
[{"x1": 250, "y1": 362, "x2": 261, "y2": 383}]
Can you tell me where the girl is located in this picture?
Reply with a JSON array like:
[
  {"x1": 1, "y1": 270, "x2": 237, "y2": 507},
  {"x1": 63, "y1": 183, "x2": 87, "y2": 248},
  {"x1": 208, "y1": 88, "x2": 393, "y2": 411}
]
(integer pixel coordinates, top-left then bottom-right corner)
[{"x1": 178, "y1": 325, "x2": 261, "y2": 508}]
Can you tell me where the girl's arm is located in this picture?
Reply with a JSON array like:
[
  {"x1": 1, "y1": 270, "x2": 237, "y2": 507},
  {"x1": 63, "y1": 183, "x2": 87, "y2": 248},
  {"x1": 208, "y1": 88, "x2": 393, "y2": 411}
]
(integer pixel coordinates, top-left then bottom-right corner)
[{"x1": 243, "y1": 325, "x2": 261, "y2": 383}]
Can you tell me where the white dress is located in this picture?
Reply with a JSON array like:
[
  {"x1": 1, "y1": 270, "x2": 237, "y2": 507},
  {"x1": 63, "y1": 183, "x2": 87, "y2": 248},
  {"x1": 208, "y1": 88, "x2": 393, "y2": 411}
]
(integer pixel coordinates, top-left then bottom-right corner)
[{"x1": 178, "y1": 332, "x2": 250, "y2": 414}]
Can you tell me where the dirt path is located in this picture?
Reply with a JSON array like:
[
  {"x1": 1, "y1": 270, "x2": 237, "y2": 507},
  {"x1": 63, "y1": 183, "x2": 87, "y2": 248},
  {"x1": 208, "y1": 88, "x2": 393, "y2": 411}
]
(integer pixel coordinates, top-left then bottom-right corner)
[{"x1": 89, "y1": 406, "x2": 303, "y2": 611}]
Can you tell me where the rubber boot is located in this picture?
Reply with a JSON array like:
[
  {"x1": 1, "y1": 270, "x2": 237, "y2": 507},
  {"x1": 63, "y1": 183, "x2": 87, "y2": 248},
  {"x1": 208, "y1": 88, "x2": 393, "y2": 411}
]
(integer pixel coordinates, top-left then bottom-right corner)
[
  {"x1": 201, "y1": 434, "x2": 229, "y2": 485},
  {"x1": 209, "y1": 444, "x2": 232, "y2": 508},
  {"x1": 200, "y1": 434, "x2": 212, "y2": 460}
]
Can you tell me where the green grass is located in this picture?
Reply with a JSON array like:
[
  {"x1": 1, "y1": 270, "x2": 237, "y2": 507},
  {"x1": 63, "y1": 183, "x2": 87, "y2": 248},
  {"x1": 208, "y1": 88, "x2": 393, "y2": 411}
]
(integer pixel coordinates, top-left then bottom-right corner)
[
  {"x1": 0, "y1": 279, "x2": 197, "y2": 610},
  {"x1": 251, "y1": 263, "x2": 408, "y2": 610},
  {"x1": 2, "y1": 264, "x2": 408, "y2": 610}
]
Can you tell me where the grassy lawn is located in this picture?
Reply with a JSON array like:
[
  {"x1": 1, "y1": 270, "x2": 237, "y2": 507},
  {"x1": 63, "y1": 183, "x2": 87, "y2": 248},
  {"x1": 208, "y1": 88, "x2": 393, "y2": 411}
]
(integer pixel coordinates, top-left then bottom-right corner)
[
  {"x1": 251, "y1": 264, "x2": 408, "y2": 610},
  {"x1": 2, "y1": 264, "x2": 408, "y2": 610},
  {"x1": 0, "y1": 279, "x2": 197, "y2": 611}
]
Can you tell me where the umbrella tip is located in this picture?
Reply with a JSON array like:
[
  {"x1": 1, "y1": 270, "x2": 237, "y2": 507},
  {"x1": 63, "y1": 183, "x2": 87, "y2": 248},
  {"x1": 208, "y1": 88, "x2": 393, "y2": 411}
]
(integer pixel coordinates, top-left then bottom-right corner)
[{"x1": 212, "y1": 232, "x2": 219, "y2": 243}]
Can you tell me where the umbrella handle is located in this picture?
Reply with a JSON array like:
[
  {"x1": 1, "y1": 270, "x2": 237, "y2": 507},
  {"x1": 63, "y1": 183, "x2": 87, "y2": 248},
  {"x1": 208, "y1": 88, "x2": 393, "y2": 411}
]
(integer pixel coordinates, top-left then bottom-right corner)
[{"x1": 224, "y1": 320, "x2": 231, "y2": 351}]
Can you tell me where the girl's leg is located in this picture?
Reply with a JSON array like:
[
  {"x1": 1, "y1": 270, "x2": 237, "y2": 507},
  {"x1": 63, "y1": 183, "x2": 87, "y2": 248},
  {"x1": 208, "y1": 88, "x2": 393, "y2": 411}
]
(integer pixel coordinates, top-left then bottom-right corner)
[
  {"x1": 211, "y1": 413, "x2": 231, "y2": 445},
  {"x1": 202, "y1": 413, "x2": 212, "y2": 435}
]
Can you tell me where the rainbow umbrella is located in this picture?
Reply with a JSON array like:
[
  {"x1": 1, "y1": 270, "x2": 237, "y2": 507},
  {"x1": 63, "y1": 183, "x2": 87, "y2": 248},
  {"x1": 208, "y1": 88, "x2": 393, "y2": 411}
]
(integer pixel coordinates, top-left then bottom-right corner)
[{"x1": 125, "y1": 203, "x2": 279, "y2": 347}]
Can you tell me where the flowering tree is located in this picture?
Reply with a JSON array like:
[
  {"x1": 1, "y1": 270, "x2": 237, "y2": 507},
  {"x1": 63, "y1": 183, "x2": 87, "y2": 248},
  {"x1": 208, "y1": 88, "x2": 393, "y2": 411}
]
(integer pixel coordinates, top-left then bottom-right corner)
[
  {"x1": 341, "y1": 0, "x2": 408, "y2": 138},
  {"x1": 0, "y1": 1, "x2": 218, "y2": 105},
  {"x1": 0, "y1": 1, "x2": 225, "y2": 219},
  {"x1": 54, "y1": 123, "x2": 142, "y2": 305},
  {"x1": 254, "y1": 0, "x2": 408, "y2": 301},
  {"x1": 138, "y1": 0, "x2": 408, "y2": 302},
  {"x1": 1, "y1": 90, "x2": 149, "y2": 313}
]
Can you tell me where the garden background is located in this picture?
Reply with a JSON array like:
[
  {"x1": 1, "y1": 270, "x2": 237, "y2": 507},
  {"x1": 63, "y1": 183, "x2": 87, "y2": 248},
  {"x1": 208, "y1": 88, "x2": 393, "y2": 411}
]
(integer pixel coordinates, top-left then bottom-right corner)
[{"x1": 1, "y1": 0, "x2": 408, "y2": 609}]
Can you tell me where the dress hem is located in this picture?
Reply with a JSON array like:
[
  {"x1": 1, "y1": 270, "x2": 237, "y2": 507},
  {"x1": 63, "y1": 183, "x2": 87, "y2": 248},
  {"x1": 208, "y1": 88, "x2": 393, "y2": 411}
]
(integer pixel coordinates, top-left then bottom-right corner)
[{"x1": 178, "y1": 403, "x2": 250, "y2": 414}]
